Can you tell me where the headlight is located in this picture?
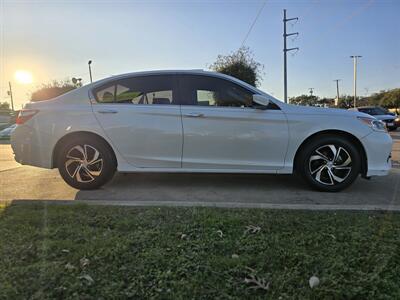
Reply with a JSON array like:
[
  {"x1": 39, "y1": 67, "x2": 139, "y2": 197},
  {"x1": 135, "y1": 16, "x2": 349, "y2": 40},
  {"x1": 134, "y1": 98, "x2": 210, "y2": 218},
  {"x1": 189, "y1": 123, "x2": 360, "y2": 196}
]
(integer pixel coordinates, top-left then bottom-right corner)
[
  {"x1": 395, "y1": 117, "x2": 400, "y2": 122},
  {"x1": 357, "y1": 117, "x2": 387, "y2": 132}
]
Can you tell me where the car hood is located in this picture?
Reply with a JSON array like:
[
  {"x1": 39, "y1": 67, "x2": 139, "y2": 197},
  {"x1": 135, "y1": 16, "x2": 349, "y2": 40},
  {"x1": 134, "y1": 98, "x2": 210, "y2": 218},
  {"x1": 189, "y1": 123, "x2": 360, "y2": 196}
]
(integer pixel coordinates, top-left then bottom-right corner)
[{"x1": 279, "y1": 102, "x2": 368, "y2": 118}]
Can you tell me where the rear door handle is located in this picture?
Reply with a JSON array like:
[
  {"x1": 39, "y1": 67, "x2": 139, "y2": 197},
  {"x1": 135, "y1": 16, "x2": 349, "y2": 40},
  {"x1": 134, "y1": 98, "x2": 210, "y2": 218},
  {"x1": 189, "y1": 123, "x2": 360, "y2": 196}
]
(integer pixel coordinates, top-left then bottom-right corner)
[
  {"x1": 184, "y1": 113, "x2": 204, "y2": 118},
  {"x1": 98, "y1": 109, "x2": 118, "y2": 114}
]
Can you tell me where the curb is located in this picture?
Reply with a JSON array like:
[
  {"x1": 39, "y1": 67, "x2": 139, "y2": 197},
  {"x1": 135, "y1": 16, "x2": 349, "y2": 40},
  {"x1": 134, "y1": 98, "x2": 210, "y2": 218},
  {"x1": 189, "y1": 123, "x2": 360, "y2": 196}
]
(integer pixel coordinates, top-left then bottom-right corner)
[{"x1": 2, "y1": 199, "x2": 400, "y2": 212}]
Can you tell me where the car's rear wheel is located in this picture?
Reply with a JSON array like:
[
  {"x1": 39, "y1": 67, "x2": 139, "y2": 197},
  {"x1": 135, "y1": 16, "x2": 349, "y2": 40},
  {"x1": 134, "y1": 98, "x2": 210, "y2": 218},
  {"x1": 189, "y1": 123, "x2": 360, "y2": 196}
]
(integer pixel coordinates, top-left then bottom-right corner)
[
  {"x1": 57, "y1": 136, "x2": 116, "y2": 190},
  {"x1": 298, "y1": 135, "x2": 361, "y2": 192}
]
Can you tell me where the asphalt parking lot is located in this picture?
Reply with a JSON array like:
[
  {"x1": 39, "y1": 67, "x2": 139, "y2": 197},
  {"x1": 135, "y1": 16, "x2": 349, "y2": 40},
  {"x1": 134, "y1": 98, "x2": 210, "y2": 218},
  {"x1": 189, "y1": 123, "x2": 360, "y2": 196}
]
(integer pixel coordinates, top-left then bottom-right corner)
[{"x1": 1, "y1": 131, "x2": 399, "y2": 209}]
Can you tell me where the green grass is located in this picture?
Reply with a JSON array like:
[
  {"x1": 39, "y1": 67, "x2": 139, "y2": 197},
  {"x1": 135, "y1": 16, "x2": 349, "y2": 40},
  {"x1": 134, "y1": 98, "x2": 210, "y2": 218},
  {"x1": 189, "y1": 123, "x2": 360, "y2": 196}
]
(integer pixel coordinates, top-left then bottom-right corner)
[{"x1": 0, "y1": 203, "x2": 399, "y2": 299}]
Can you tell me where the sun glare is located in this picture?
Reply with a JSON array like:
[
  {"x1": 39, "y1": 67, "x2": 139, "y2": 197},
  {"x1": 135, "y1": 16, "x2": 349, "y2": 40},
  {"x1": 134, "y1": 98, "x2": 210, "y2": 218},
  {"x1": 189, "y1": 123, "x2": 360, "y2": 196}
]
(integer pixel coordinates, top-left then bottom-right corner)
[{"x1": 15, "y1": 70, "x2": 33, "y2": 84}]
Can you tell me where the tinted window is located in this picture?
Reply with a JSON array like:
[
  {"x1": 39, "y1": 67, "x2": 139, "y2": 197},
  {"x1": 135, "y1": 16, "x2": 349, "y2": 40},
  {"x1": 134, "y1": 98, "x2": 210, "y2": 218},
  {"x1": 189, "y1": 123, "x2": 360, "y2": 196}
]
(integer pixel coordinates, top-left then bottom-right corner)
[
  {"x1": 94, "y1": 75, "x2": 176, "y2": 105},
  {"x1": 358, "y1": 107, "x2": 386, "y2": 115},
  {"x1": 96, "y1": 85, "x2": 115, "y2": 103},
  {"x1": 179, "y1": 75, "x2": 254, "y2": 107}
]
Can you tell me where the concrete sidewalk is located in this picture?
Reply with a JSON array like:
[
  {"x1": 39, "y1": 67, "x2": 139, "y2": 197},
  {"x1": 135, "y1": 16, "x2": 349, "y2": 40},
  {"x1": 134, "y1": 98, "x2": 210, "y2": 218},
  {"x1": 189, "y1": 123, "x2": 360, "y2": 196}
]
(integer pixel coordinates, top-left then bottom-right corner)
[{"x1": 2, "y1": 199, "x2": 400, "y2": 212}]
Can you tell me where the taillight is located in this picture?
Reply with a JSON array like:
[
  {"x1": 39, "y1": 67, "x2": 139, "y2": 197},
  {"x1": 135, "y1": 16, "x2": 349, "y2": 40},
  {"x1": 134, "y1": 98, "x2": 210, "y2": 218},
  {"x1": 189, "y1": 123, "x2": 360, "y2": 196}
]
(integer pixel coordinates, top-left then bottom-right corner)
[{"x1": 16, "y1": 109, "x2": 39, "y2": 124}]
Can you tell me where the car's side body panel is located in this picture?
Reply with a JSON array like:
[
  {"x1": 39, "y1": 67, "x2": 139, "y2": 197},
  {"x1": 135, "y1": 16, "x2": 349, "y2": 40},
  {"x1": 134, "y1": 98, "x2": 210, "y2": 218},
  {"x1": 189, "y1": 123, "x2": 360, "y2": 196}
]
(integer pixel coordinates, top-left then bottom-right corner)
[
  {"x1": 92, "y1": 103, "x2": 183, "y2": 168},
  {"x1": 11, "y1": 70, "x2": 392, "y2": 180},
  {"x1": 278, "y1": 105, "x2": 376, "y2": 174},
  {"x1": 11, "y1": 91, "x2": 131, "y2": 171},
  {"x1": 180, "y1": 105, "x2": 289, "y2": 170}
]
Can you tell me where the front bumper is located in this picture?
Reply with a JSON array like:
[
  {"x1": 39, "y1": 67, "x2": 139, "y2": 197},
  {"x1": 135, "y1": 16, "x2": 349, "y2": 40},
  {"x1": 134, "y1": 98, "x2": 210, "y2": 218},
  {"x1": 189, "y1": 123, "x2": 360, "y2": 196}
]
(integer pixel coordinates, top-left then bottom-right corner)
[{"x1": 361, "y1": 131, "x2": 392, "y2": 177}]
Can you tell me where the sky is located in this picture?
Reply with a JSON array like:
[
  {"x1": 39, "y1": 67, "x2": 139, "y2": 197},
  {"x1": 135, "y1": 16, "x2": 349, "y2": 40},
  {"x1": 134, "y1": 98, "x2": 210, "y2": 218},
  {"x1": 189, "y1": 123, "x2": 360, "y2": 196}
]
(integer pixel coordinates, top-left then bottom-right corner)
[{"x1": 1, "y1": 0, "x2": 399, "y2": 109}]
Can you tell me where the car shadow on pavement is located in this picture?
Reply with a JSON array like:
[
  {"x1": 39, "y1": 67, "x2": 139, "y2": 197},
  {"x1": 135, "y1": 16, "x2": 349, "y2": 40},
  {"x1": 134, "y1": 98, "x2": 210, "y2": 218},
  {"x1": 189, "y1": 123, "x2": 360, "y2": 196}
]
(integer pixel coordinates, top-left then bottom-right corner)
[
  {"x1": 75, "y1": 172, "x2": 311, "y2": 203},
  {"x1": 74, "y1": 170, "x2": 399, "y2": 206}
]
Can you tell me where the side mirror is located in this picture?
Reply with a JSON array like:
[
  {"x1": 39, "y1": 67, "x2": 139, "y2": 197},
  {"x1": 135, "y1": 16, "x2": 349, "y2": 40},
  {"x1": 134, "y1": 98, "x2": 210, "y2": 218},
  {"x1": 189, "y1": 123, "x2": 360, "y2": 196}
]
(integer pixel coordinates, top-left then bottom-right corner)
[{"x1": 252, "y1": 94, "x2": 270, "y2": 109}]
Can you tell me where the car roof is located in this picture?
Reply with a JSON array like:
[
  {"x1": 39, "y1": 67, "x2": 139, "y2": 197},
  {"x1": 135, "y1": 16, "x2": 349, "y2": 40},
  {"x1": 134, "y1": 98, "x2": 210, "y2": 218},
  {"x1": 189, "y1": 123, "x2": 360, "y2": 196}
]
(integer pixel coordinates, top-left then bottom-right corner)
[
  {"x1": 92, "y1": 69, "x2": 261, "y2": 94},
  {"x1": 357, "y1": 106, "x2": 381, "y2": 109}
]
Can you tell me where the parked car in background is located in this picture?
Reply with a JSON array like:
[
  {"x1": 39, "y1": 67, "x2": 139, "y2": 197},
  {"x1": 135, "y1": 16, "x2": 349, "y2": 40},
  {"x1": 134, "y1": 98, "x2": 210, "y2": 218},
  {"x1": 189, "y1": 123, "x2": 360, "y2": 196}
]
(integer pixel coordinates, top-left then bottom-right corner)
[
  {"x1": 0, "y1": 124, "x2": 17, "y2": 140},
  {"x1": 11, "y1": 70, "x2": 392, "y2": 192},
  {"x1": 0, "y1": 111, "x2": 13, "y2": 130},
  {"x1": 349, "y1": 106, "x2": 399, "y2": 131}
]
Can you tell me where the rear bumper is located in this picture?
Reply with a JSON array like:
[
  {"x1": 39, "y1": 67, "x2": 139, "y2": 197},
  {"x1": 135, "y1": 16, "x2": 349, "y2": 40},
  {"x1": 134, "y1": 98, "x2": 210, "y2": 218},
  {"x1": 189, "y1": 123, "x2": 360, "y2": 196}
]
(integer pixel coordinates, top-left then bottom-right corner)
[
  {"x1": 361, "y1": 131, "x2": 392, "y2": 177},
  {"x1": 11, "y1": 125, "x2": 53, "y2": 169}
]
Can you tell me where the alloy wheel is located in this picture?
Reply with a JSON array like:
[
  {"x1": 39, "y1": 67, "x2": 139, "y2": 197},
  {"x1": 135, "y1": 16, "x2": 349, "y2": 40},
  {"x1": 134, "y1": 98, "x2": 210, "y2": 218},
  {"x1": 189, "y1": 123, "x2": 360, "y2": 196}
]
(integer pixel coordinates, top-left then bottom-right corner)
[
  {"x1": 65, "y1": 144, "x2": 103, "y2": 183},
  {"x1": 308, "y1": 144, "x2": 352, "y2": 186}
]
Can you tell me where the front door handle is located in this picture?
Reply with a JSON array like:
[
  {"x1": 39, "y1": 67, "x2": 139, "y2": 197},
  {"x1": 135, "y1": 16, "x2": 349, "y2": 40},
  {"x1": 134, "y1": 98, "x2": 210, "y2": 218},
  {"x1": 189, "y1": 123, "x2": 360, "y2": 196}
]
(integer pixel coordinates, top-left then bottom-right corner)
[
  {"x1": 184, "y1": 113, "x2": 204, "y2": 118},
  {"x1": 98, "y1": 109, "x2": 118, "y2": 114}
]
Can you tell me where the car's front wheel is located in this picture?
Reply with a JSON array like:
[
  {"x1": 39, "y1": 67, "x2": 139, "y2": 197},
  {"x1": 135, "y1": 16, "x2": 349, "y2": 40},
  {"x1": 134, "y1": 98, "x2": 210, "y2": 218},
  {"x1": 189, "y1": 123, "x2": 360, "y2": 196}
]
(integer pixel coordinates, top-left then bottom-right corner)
[
  {"x1": 298, "y1": 135, "x2": 361, "y2": 192},
  {"x1": 57, "y1": 136, "x2": 116, "y2": 190}
]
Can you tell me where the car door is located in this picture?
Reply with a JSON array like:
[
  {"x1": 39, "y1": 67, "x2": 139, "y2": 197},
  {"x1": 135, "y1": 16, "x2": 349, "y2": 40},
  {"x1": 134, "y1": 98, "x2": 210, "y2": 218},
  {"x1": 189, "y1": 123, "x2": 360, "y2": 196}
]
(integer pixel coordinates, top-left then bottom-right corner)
[
  {"x1": 178, "y1": 74, "x2": 289, "y2": 171},
  {"x1": 92, "y1": 74, "x2": 183, "y2": 168}
]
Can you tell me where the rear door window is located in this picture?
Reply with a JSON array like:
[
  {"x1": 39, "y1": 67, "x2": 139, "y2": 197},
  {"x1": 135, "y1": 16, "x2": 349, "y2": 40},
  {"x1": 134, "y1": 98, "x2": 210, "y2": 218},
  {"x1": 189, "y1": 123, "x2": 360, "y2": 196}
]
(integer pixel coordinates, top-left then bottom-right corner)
[{"x1": 94, "y1": 75, "x2": 177, "y2": 105}]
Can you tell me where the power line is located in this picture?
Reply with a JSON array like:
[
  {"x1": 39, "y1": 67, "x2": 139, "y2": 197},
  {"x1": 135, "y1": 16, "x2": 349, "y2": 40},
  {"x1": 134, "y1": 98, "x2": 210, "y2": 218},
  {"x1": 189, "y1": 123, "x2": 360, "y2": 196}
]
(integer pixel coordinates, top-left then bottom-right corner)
[
  {"x1": 240, "y1": 0, "x2": 268, "y2": 48},
  {"x1": 313, "y1": 0, "x2": 374, "y2": 42}
]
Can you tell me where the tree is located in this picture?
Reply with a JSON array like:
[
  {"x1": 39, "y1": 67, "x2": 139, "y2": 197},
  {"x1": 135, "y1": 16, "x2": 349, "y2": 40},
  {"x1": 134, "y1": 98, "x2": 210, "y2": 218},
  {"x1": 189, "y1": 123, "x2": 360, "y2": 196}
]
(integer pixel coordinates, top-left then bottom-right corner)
[
  {"x1": 31, "y1": 79, "x2": 81, "y2": 102},
  {"x1": 319, "y1": 97, "x2": 335, "y2": 107},
  {"x1": 0, "y1": 102, "x2": 10, "y2": 110},
  {"x1": 210, "y1": 47, "x2": 263, "y2": 87},
  {"x1": 289, "y1": 95, "x2": 319, "y2": 106}
]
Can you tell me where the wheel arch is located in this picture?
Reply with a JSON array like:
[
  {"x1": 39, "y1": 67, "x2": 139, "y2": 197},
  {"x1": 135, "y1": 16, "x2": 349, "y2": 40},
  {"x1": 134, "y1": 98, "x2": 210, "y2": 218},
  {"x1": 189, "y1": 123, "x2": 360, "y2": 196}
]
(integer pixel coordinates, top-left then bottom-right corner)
[
  {"x1": 293, "y1": 130, "x2": 368, "y2": 176},
  {"x1": 52, "y1": 131, "x2": 117, "y2": 168}
]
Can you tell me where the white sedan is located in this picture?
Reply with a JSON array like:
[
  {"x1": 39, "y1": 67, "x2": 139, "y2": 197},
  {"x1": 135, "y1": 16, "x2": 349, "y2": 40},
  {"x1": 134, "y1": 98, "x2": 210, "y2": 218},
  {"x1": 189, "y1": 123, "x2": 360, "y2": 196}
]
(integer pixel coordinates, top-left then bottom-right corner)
[{"x1": 11, "y1": 70, "x2": 392, "y2": 192}]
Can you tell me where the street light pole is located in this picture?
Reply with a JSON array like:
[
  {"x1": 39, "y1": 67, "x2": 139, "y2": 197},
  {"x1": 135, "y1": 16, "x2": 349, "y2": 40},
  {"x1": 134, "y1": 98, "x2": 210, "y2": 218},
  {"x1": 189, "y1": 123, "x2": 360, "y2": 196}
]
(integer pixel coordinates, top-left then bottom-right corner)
[
  {"x1": 350, "y1": 55, "x2": 362, "y2": 108},
  {"x1": 8, "y1": 82, "x2": 14, "y2": 111},
  {"x1": 333, "y1": 79, "x2": 341, "y2": 106},
  {"x1": 88, "y1": 60, "x2": 93, "y2": 83}
]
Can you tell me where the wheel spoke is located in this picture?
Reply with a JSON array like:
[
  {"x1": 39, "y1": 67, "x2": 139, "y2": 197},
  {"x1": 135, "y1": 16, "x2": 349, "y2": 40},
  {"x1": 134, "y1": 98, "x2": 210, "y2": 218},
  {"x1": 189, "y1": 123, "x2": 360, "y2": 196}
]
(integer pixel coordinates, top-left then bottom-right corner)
[
  {"x1": 315, "y1": 150, "x2": 330, "y2": 161},
  {"x1": 64, "y1": 144, "x2": 103, "y2": 184},
  {"x1": 310, "y1": 155, "x2": 328, "y2": 163},
  {"x1": 326, "y1": 168, "x2": 335, "y2": 185},
  {"x1": 332, "y1": 166, "x2": 351, "y2": 171},
  {"x1": 84, "y1": 165, "x2": 102, "y2": 177},
  {"x1": 85, "y1": 146, "x2": 100, "y2": 164},
  {"x1": 65, "y1": 158, "x2": 81, "y2": 167},
  {"x1": 76, "y1": 166, "x2": 94, "y2": 183},
  {"x1": 72, "y1": 164, "x2": 83, "y2": 179},
  {"x1": 87, "y1": 158, "x2": 103, "y2": 166},
  {"x1": 327, "y1": 145, "x2": 338, "y2": 160},
  {"x1": 328, "y1": 168, "x2": 347, "y2": 183},
  {"x1": 335, "y1": 156, "x2": 352, "y2": 167},
  {"x1": 65, "y1": 160, "x2": 81, "y2": 178},
  {"x1": 309, "y1": 143, "x2": 353, "y2": 186},
  {"x1": 66, "y1": 145, "x2": 85, "y2": 160},
  {"x1": 311, "y1": 163, "x2": 326, "y2": 175},
  {"x1": 66, "y1": 154, "x2": 82, "y2": 160},
  {"x1": 315, "y1": 165, "x2": 326, "y2": 183}
]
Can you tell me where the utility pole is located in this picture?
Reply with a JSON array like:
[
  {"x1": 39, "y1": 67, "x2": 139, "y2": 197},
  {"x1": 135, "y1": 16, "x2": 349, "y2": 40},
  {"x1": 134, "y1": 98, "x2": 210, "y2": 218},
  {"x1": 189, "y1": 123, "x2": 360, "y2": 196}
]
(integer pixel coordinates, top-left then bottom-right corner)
[
  {"x1": 283, "y1": 9, "x2": 299, "y2": 104},
  {"x1": 333, "y1": 79, "x2": 341, "y2": 106},
  {"x1": 350, "y1": 55, "x2": 362, "y2": 108},
  {"x1": 309, "y1": 88, "x2": 314, "y2": 96},
  {"x1": 88, "y1": 60, "x2": 93, "y2": 83},
  {"x1": 7, "y1": 82, "x2": 14, "y2": 111}
]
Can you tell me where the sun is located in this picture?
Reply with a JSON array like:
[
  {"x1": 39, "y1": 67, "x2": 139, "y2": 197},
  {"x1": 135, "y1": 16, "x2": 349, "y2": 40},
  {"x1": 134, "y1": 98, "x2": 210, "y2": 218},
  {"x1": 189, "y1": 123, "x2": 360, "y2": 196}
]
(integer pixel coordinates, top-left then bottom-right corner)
[{"x1": 15, "y1": 70, "x2": 33, "y2": 84}]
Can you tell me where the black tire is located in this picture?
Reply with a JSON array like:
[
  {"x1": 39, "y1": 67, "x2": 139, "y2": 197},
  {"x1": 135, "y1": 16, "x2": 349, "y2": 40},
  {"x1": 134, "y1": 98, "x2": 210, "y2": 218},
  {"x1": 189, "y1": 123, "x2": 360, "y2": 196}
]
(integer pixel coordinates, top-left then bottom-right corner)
[
  {"x1": 297, "y1": 135, "x2": 361, "y2": 192},
  {"x1": 57, "y1": 135, "x2": 116, "y2": 190}
]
